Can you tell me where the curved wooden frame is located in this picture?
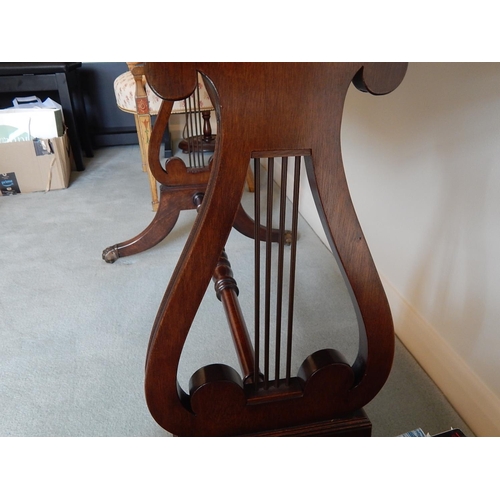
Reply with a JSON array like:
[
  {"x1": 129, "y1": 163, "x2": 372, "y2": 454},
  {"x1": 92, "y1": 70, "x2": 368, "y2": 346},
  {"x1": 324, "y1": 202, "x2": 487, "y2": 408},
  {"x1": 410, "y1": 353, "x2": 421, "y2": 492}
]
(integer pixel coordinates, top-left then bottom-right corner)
[{"x1": 143, "y1": 63, "x2": 407, "y2": 436}]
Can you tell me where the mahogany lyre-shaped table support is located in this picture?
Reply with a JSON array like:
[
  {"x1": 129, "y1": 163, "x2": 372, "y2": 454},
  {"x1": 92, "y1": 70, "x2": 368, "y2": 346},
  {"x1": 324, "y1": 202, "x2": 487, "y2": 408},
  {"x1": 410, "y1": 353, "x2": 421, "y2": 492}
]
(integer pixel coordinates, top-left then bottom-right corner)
[{"x1": 143, "y1": 63, "x2": 407, "y2": 436}]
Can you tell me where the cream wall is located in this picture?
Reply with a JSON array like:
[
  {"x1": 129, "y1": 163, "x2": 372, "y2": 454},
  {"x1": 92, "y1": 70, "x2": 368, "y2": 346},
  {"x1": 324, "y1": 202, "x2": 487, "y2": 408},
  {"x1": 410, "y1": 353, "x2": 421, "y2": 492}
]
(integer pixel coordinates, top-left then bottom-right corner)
[{"x1": 297, "y1": 62, "x2": 500, "y2": 436}]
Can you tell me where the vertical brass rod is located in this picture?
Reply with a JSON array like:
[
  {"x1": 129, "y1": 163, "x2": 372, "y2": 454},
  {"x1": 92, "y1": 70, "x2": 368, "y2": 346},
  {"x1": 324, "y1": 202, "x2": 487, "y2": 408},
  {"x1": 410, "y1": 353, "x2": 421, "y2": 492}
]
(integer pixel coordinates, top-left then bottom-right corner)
[
  {"x1": 254, "y1": 158, "x2": 261, "y2": 391},
  {"x1": 186, "y1": 96, "x2": 195, "y2": 168},
  {"x1": 264, "y1": 158, "x2": 274, "y2": 389},
  {"x1": 274, "y1": 157, "x2": 288, "y2": 387},
  {"x1": 195, "y1": 84, "x2": 204, "y2": 167},
  {"x1": 189, "y1": 93, "x2": 199, "y2": 167},
  {"x1": 286, "y1": 156, "x2": 301, "y2": 384}
]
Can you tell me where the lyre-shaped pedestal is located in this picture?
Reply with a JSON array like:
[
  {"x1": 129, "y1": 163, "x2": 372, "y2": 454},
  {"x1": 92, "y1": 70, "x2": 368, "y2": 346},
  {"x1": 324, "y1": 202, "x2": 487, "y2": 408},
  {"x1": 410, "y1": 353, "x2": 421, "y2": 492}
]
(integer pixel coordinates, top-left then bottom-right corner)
[{"x1": 143, "y1": 63, "x2": 407, "y2": 436}]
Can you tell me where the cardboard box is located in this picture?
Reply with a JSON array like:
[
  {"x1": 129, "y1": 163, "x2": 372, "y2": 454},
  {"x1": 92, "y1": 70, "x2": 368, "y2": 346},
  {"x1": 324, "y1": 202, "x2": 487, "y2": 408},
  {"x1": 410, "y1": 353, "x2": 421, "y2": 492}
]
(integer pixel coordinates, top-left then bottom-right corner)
[{"x1": 0, "y1": 132, "x2": 73, "y2": 195}]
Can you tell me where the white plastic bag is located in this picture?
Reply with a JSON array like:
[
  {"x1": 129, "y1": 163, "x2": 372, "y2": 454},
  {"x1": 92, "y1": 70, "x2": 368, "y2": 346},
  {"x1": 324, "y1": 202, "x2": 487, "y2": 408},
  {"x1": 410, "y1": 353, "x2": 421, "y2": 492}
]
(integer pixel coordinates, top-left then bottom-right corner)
[
  {"x1": 0, "y1": 96, "x2": 64, "y2": 142},
  {"x1": 12, "y1": 96, "x2": 63, "y2": 113}
]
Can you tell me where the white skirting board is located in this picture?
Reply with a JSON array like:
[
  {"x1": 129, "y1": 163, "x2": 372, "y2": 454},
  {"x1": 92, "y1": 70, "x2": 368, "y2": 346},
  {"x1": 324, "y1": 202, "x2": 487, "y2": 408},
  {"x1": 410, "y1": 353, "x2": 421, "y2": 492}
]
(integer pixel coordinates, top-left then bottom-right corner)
[{"x1": 382, "y1": 277, "x2": 500, "y2": 437}]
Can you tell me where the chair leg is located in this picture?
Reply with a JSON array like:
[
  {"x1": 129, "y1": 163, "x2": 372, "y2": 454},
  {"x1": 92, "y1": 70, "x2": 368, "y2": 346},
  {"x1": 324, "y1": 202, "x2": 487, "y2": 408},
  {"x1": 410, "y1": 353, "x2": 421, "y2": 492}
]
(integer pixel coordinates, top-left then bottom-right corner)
[
  {"x1": 135, "y1": 113, "x2": 159, "y2": 211},
  {"x1": 102, "y1": 190, "x2": 289, "y2": 264},
  {"x1": 146, "y1": 167, "x2": 159, "y2": 212},
  {"x1": 134, "y1": 114, "x2": 148, "y2": 172},
  {"x1": 102, "y1": 184, "x2": 201, "y2": 263},
  {"x1": 233, "y1": 203, "x2": 292, "y2": 244}
]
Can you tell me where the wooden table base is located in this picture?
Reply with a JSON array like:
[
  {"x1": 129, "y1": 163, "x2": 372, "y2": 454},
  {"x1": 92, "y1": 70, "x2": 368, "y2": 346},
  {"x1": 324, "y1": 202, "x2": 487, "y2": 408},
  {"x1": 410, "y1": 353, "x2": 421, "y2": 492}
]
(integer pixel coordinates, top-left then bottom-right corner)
[{"x1": 244, "y1": 410, "x2": 372, "y2": 437}]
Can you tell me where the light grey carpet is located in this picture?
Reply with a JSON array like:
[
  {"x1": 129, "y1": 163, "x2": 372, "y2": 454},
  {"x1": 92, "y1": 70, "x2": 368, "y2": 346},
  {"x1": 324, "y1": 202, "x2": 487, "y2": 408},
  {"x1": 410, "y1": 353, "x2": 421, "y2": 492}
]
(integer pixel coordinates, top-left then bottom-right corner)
[{"x1": 0, "y1": 144, "x2": 473, "y2": 436}]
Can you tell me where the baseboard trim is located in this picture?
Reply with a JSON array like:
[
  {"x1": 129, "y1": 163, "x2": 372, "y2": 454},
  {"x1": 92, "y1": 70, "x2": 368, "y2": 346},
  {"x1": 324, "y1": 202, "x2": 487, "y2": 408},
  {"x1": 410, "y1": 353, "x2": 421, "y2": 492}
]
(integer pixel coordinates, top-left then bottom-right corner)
[{"x1": 381, "y1": 276, "x2": 500, "y2": 437}]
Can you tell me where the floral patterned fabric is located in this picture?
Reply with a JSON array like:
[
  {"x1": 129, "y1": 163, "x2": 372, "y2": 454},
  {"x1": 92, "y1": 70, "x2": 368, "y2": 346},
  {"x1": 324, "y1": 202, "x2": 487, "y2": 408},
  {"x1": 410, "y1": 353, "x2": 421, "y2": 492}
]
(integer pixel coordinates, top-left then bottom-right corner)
[{"x1": 114, "y1": 71, "x2": 214, "y2": 115}]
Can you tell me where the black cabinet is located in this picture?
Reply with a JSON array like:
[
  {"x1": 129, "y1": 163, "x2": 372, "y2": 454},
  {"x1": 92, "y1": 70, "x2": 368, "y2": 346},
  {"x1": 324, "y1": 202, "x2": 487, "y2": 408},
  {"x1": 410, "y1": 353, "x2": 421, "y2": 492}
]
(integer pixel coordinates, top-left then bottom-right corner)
[
  {"x1": 79, "y1": 62, "x2": 171, "y2": 155},
  {"x1": 80, "y1": 62, "x2": 134, "y2": 148}
]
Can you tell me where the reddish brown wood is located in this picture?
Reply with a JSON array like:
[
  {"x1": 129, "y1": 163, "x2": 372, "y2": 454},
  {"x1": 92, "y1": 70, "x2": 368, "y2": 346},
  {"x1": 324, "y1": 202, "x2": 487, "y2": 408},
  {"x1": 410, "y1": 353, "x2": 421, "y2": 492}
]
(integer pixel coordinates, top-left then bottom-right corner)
[
  {"x1": 245, "y1": 409, "x2": 372, "y2": 437},
  {"x1": 143, "y1": 63, "x2": 407, "y2": 436},
  {"x1": 179, "y1": 110, "x2": 216, "y2": 153},
  {"x1": 212, "y1": 251, "x2": 257, "y2": 384},
  {"x1": 102, "y1": 189, "x2": 277, "y2": 263},
  {"x1": 103, "y1": 99, "x2": 274, "y2": 263},
  {"x1": 233, "y1": 203, "x2": 284, "y2": 244},
  {"x1": 102, "y1": 183, "x2": 278, "y2": 263},
  {"x1": 102, "y1": 184, "x2": 204, "y2": 263}
]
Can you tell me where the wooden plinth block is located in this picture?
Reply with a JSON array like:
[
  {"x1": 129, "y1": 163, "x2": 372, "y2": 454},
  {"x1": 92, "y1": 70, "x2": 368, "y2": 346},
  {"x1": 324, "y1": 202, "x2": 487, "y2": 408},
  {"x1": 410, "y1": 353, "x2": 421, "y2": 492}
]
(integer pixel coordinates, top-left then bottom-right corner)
[{"x1": 243, "y1": 409, "x2": 372, "y2": 437}]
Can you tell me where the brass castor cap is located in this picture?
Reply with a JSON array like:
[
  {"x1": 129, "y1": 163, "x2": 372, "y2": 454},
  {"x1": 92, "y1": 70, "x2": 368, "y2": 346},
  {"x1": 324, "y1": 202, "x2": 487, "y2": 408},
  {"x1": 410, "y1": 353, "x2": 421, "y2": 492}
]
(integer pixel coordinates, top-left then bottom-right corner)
[
  {"x1": 284, "y1": 230, "x2": 293, "y2": 246},
  {"x1": 102, "y1": 246, "x2": 120, "y2": 264}
]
